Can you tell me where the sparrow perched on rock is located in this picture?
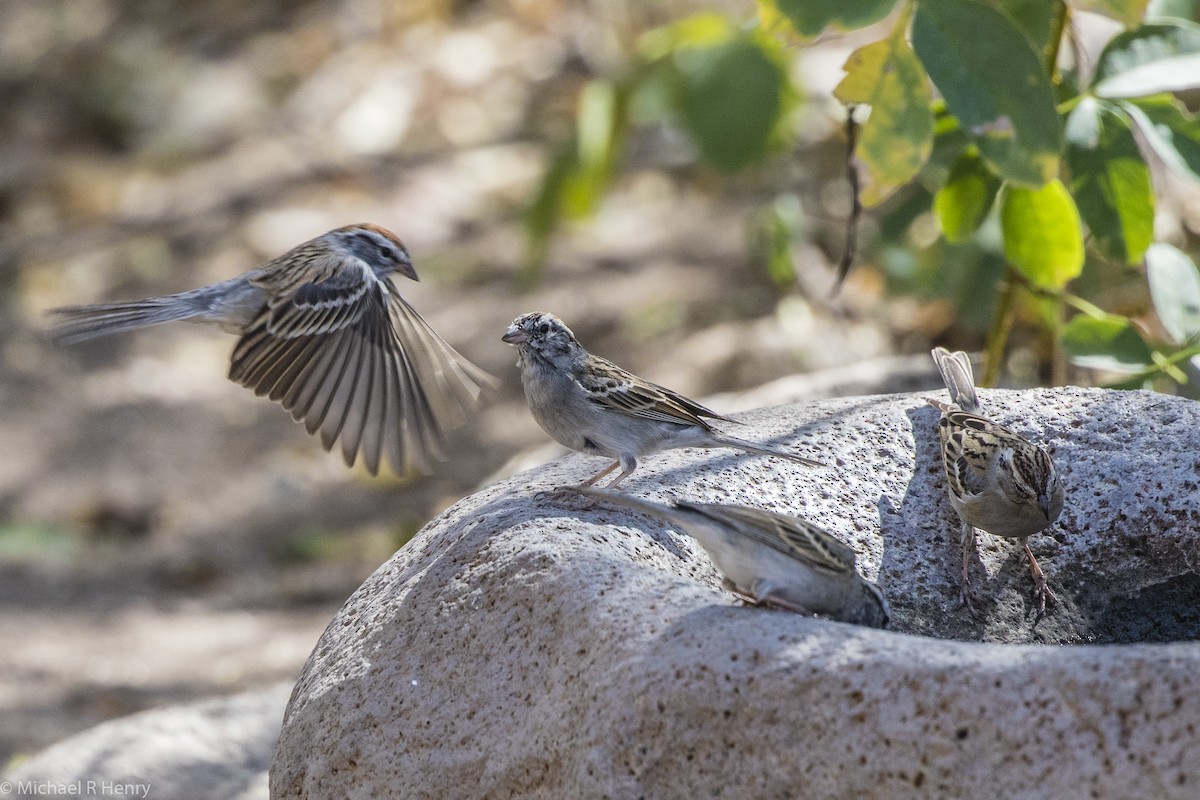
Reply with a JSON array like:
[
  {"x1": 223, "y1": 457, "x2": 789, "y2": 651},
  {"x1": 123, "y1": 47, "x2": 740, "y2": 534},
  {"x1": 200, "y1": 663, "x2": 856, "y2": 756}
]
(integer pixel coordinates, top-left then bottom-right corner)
[
  {"x1": 928, "y1": 347, "x2": 1064, "y2": 615},
  {"x1": 502, "y1": 312, "x2": 822, "y2": 488},
  {"x1": 49, "y1": 224, "x2": 496, "y2": 475},
  {"x1": 567, "y1": 486, "x2": 889, "y2": 628}
]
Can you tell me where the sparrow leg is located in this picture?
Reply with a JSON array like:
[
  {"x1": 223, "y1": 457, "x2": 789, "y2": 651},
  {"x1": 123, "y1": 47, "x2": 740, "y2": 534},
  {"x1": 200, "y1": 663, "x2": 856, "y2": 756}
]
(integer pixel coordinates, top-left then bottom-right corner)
[
  {"x1": 561, "y1": 459, "x2": 626, "y2": 505},
  {"x1": 600, "y1": 453, "x2": 638, "y2": 489},
  {"x1": 580, "y1": 460, "x2": 620, "y2": 487},
  {"x1": 603, "y1": 469, "x2": 634, "y2": 489},
  {"x1": 547, "y1": 460, "x2": 614, "y2": 503},
  {"x1": 1024, "y1": 540, "x2": 1057, "y2": 620},
  {"x1": 755, "y1": 593, "x2": 816, "y2": 616},
  {"x1": 959, "y1": 522, "x2": 981, "y2": 613},
  {"x1": 720, "y1": 578, "x2": 769, "y2": 609}
]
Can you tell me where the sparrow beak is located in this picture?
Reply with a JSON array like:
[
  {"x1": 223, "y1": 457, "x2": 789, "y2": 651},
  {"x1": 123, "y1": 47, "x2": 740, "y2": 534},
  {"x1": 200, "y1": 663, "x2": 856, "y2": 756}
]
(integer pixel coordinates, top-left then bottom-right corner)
[
  {"x1": 1038, "y1": 493, "x2": 1053, "y2": 521},
  {"x1": 501, "y1": 326, "x2": 527, "y2": 344},
  {"x1": 396, "y1": 252, "x2": 419, "y2": 282}
]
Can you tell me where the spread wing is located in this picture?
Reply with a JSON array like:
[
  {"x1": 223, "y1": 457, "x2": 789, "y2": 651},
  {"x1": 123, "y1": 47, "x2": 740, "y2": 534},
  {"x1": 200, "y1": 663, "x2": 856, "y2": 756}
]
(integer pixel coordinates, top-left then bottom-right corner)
[
  {"x1": 228, "y1": 259, "x2": 495, "y2": 475},
  {"x1": 576, "y1": 355, "x2": 731, "y2": 429}
]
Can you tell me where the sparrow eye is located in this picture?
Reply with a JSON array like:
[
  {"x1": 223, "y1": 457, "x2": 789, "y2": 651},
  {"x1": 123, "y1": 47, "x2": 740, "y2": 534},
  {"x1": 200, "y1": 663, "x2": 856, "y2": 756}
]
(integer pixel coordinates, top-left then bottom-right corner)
[
  {"x1": 351, "y1": 232, "x2": 396, "y2": 264},
  {"x1": 376, "y1": 240, "x2": 399, "y2": 262}
]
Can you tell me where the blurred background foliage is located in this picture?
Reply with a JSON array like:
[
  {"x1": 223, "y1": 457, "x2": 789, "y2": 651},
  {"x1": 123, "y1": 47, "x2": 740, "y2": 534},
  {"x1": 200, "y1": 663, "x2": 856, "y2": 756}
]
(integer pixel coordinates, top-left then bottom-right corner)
[
  {"x1": 3, "y1": 0, "x2": 1200, "y2": 765},
  {"x1": 525, "y1": 0, "x2": 1200, "y2": 393}
]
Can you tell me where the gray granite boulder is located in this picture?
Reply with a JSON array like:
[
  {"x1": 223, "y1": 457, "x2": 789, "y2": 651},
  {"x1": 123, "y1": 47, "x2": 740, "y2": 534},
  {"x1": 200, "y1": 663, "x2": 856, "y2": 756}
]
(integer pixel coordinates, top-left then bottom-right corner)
[
  {"x1": 4, "y1": 684, "x2": 289, "y2": 800},
  {"x1": 271, "y1": 388, "x2": 1200, "y2": 799}
]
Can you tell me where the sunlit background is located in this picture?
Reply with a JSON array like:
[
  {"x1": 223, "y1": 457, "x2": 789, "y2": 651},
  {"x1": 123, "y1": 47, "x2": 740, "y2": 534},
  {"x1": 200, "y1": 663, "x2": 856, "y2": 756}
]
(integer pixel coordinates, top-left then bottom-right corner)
[{"x1": 2, "y1": 0, "x2": 1198, "y2": 763}]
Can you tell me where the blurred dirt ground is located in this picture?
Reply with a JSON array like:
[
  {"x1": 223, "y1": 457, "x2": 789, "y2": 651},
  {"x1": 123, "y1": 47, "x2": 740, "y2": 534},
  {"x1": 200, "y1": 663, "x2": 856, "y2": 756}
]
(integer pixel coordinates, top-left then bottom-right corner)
[{"x1": 0, "y1": 0, "x2": 914, "y2": 763}]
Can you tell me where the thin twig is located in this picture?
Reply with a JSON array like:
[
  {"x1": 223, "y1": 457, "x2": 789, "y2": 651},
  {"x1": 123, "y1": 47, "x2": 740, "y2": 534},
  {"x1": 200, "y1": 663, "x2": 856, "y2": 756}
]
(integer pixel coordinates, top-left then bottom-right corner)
[{"x1": 830, "y1": 104, "x2": 861, "y2": 296}]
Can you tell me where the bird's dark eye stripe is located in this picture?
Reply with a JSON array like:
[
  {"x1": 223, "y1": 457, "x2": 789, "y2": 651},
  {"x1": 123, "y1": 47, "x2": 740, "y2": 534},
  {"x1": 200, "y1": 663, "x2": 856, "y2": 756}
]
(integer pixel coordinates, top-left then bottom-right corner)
[{"x1": 355, "y1": 232, "x2": 391, "y2": 259}]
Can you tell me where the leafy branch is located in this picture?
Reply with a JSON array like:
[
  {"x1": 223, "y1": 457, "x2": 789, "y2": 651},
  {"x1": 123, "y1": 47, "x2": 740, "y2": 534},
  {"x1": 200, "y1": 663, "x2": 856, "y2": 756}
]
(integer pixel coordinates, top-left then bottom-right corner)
[{"x1": 523, "y1": 0, "x2": 1200, "y2": 391}]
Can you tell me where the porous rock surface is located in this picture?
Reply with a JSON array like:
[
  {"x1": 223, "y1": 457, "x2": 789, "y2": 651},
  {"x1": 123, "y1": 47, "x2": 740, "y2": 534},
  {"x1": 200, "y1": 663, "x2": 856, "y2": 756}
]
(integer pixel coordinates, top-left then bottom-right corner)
[
  {"x1": 272, "y1": 388, "x2": 1200, "y2": 799},
  {"x1": 4, "y1": 683, "x2": 290, "y2": 800}
]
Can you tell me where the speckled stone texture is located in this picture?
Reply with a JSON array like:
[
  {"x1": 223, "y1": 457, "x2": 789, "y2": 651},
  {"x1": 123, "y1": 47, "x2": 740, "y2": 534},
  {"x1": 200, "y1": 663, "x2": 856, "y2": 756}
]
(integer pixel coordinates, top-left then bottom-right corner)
[
  {"x1": 271, "y1": 388, "x2": 1200, "y2": 799},
  {"x1": 5, "y1": 684, "x2": 290, "y2": 800}
]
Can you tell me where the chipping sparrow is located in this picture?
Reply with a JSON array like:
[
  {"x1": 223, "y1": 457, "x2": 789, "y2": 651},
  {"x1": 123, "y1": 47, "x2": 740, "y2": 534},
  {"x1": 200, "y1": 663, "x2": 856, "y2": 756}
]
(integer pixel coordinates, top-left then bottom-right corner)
[
  {"x1": 928, "y1": 347, "x2": 1064, "y2": 615},
  {"x1": 49, "y1": 224, "x2": 497, "y2": 475},
  {"x1": 567, "y1": 486, "x2": 889, "y2": 628},
  {"x1": 502, "y1": 312, "x2": 823, "y2": 488}
]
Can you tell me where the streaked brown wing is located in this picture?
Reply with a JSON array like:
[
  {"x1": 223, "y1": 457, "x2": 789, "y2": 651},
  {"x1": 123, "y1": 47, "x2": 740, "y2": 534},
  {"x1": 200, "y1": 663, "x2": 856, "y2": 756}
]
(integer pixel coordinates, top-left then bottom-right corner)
[
  {"x1": 938, "y1": 409, "x2": 1024, "y2": 497},
  {"x1": 681, "y1": 502, "x2": 856, "y2": 575},
  {"x1": 578, "y1": 355, "x2": 730, "y2": 429},
  {"x1": 942, "y1": 408, "x2": 1032, "y2": 443},
  {"x1": 229, "y1": 263, "x2": 495, "y2": 474}
]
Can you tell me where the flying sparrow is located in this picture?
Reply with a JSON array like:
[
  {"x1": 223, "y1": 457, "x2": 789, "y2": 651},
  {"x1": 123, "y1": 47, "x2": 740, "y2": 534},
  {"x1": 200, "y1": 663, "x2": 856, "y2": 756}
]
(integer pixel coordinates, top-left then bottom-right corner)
[
  {"x1": 565, "y1": 486, "x2": 889, "y2": 628},
  {"x1": 501, "y1": 312, "x2": 822, "y2": 488},
  {"x1": 49, "y1": 224, "x2": 497, "y2": 475},
  {"x1": 928, "y1": 347, "x2": 1065, "y2": 616}
]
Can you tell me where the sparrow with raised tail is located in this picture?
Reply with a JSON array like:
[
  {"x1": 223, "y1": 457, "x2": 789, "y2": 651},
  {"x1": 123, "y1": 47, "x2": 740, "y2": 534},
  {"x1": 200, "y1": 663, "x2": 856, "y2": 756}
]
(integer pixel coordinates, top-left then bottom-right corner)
[
  {"x1": 49, "y1": 224, "x2": 497, "y2": 475},
  {"x1": 566, "y1": 486, "x2": 889, "y2": 628},
  {"x1": 927, "y1": 347, "x2": 1064, "y2": 615},
  {"x1": 502, "y1": 312, "x2": 822, "y2": 488}
]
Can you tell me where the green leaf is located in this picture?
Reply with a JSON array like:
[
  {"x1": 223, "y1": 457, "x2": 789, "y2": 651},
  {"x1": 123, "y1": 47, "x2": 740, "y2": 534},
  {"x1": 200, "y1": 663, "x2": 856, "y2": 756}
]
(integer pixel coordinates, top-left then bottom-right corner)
[
  {"x1": 1000, "y1": 179, "x2": 1084, "y2": 288},
  {"x1": 834, "y1": 8, "x2": 934, "y2": 206},
  {"x1": 1146, "y1": 0, "x2": 1199, "y2": 20},
  {"x1": 1069, "y1": 0, "x2": 1149, "y2": 27},
  {"x1": 1123, "y1": 94, "x2": 1200, "y2": 182},
  {"x1": 521, "y1": 79, "x2": 631, "y2": 280},
  {"x1": 764, "y1": 0, "x2": 897, "y2": 37},
  {"x1": 1062, "y1": 313, "x2": 1155, "y2": 372},
  {"x1": 1093, "y1": 21, "x2": 1200, "y2": 97},
  {"x1": 0, "y1": 524, "x2": 80, "y2": 562},
  {"x1": 640, "y1": 12, "x2": 737, "y2": 58},
  {"x1": 1106, "y1": 373, "x2": 1158, "y2": 388},
  {"x1": 1145, "y1": 243, "x2": 1200, "y2": 343},
  {"x1": 577, "y1": 82, "x2": 620, "y2": 175},
  {"x1": 753, "y1": 193, "x2": 805, "y2": 287},
  {"x1": 912, "y1": 0, "x2": 1062, "y2": 185},
  {"x1": 672, "y1": 36, "x2": 790, "y2": 171},
  {"x1": 934, "y1": 153, "x2": 1001, "y2": 241},
  {"x1": 918, "y1": 102, "x2": 972, "y2": 189},
  {"x1": 1064, "y1": 98, "x2": 1154, "y2": 263},
  {"x1": 562, "y1": 80, "x2": 625, "y2": 218},
  {"x1": 522, "y1": 146, "x2": 577, "y2": 279},
  {"x1": 996, "y1": 0, "x2": 1065, "y2": 54}
]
